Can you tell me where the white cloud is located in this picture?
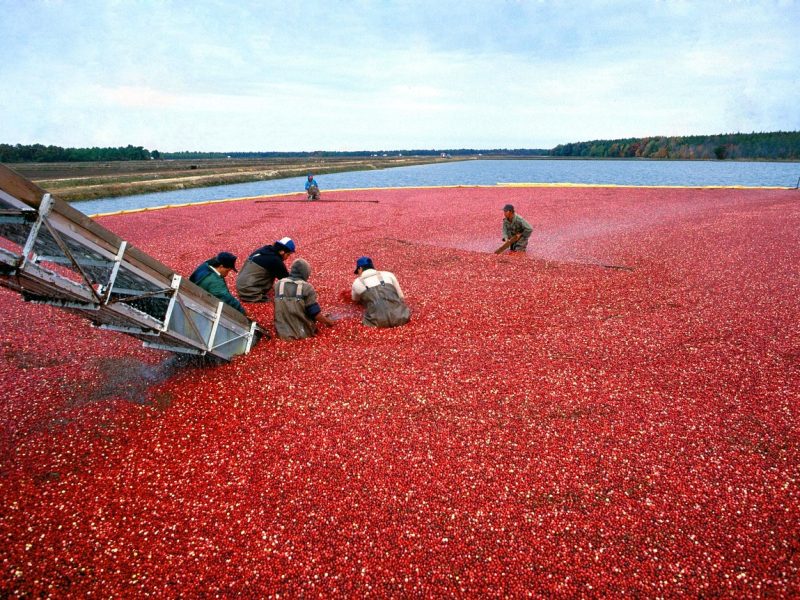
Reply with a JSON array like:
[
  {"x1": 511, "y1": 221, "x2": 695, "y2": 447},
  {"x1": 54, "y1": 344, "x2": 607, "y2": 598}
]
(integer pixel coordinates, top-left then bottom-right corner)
[{"x1": 1, "y1": 0, "x2": 797, "y2": 150}]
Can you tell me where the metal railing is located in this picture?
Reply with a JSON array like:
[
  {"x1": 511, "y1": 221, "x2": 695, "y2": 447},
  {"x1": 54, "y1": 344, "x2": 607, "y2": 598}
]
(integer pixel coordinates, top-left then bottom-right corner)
[{"x1": 0, "y1": 164, "x2": 261, "y2": 361}]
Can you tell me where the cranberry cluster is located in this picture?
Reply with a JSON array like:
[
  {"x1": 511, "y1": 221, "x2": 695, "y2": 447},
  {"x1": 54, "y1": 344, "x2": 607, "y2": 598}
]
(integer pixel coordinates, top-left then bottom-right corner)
[{"x1": 1, "y1": 186, "x2": 798, "y2": 596}]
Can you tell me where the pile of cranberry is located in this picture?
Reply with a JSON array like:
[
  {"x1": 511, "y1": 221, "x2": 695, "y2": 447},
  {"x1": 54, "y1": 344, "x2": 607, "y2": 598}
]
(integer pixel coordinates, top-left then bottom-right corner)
[{"x1": 1, "y1": 185, "x2": 797, "y2": 596}]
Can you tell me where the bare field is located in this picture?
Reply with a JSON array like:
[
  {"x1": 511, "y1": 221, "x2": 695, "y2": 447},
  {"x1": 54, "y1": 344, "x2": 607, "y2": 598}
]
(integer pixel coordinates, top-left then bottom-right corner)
[{"x1": 8, "y1": 156, "x2": 459, "y2": 201}]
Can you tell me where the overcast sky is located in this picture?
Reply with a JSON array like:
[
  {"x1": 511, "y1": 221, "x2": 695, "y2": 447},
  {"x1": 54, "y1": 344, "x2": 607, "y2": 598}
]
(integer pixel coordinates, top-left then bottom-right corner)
[{"x1": 2, "y1": 0, "x2": 798, "y2": 152}]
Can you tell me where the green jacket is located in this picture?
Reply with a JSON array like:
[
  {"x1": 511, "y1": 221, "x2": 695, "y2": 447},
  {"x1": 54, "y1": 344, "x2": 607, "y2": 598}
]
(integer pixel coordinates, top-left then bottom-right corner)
[
  {"x1": 189, "y1": 261, "x2": 246, "y2": 314},
  {"x1": 502, "y1": 214, "x2": 533, "y2": 240}
]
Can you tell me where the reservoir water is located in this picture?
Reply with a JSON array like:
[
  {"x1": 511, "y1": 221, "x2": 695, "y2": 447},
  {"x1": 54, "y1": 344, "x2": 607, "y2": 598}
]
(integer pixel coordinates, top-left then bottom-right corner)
[{"x1": 82, "y1": 159, "x2": 800, "y2": 215}]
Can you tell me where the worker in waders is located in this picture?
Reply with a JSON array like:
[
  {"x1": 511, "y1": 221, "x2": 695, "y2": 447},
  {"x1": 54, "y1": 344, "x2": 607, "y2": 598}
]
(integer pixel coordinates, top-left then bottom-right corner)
[
  {"x1": 351, "y1": 256, "x2": 411, "y2": 328},
  {"x1": 501, "y1": 204, "x2": 533, "y2": 253},
  {"x1": 305, "y1": 174, "x2": 320, "y2": 201},
  {"x1": 236, "y1": 237, "x2": 295, "y2": 302},
  {"x1": 273, "y1": 259, "x2": 335, "y2": 340}
]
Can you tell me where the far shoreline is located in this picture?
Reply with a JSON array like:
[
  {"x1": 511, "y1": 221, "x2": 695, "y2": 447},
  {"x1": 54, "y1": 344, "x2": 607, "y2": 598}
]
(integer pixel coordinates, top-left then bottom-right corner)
[
  {"x1": 7, "y1": 155, "x2": 471, "y2": 203},
  {"x1": 5, "y1": 155, "x2": 798, "y2": 203}
]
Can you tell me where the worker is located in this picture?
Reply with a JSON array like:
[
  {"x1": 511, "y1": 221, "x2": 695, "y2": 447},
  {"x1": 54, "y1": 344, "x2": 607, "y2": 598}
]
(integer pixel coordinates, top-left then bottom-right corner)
[
  {"x1": 305, "y1": 174, "x2": 320, "y2": 201},
  {"x1": 501, "y1": 204, "x2": 533, "y2": 253},
  {"x1": 351, "y1": 256, "x2": 411, "y2": 328},
  {"x1": 236, "y1": 237, "x2": 295, "y2": 302},
  {"x1": 189, "y1": 251, "x2": 246, "y2": 315},
  {"x1": 273, "y1": 258, "x2": 335, "y2": 339}
]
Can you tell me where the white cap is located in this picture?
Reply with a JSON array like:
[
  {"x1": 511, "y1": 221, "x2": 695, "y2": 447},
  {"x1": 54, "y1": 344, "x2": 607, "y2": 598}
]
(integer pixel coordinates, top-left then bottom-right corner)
[{"x1": 276, "y1": 237, "x2": 296, "y2": 253}]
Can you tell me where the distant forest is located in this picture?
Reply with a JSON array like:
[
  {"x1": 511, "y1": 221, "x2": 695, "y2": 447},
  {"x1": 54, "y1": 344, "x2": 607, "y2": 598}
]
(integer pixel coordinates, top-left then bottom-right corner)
[
  {"x1": 550, "y1": 131, "x2": 800, "y2": 160},
  {"x1": 0, "y1": 144, "x2": 156, "y2": 163},
  {"x1": 1, "y1": 131, "x2": 799, "y2": 163}
]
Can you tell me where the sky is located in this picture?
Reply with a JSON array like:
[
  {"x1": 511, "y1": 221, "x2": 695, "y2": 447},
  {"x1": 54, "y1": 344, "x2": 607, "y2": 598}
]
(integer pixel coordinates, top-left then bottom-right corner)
[{"x1": 1, "y1": 0, "x2": 799, "y2": 152}]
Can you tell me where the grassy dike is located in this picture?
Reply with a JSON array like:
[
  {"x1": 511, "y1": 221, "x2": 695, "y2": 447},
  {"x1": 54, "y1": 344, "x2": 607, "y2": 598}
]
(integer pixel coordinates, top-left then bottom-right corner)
[{"x1": 9, "y1": 155, "x2": 468, "y2": 202}]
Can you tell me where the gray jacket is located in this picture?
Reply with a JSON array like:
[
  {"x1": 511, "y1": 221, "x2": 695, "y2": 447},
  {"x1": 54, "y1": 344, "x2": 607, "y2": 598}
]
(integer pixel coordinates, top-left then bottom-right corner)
[{"x1": 272, "y1": 260, "x2": 321, "y2": 340}]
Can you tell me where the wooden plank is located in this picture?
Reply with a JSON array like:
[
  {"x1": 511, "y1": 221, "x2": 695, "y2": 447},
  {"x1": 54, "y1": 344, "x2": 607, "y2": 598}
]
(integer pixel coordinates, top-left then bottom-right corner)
[
  {"x1": 494, "y1": 234, "x2": 521, "y2": 254},
  {"x1": 0, "y1": 163, "x2": 48, "y2": 208}
]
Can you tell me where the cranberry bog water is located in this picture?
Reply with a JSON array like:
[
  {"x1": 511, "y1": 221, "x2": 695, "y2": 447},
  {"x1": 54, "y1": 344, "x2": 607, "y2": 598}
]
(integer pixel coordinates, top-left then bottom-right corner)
[{"x1": 1, "y1": 185, "x2": 798, "y2": 596}]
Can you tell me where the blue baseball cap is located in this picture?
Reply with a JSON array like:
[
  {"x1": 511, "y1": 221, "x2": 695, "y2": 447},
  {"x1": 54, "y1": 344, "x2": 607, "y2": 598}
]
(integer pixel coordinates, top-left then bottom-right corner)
[
  {"x1": 275, "y1": 237, "x2": 296, "y2": 253},
  {"x1": 354, "y1": 256, "x2": 374, "y2": 274}
]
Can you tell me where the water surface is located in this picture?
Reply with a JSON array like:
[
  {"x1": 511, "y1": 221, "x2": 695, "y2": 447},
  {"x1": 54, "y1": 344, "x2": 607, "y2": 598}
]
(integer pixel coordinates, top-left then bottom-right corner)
[{"x1": 83, "y1": 159, "x2": 800, "y2": 215}]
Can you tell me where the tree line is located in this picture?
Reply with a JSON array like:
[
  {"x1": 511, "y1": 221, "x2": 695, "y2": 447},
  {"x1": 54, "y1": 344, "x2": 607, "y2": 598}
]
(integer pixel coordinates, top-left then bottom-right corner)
[
  {"x1": 0, "y1": 144, "x2": 159, "y2": 163},
  {"x1": 2, "y1": 131, "x2": 799, "y2": 163},
  {"x1": 550, "y1": 131, "x2": 800, "y2": 160},
  {"x1": 0, "y1": 145, "x2": 547, "y2": 162}
]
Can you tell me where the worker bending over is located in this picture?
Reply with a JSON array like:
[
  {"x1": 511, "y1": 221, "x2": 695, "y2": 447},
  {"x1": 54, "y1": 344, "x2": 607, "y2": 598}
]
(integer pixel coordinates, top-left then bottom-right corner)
[
  {"x1": 273, "y1": 259, "x2": 335, "y2": 340},
  {"x1": 189, "y1": 251, "x2": 246, "y2": 315},
  {"x1": 501, "y1": 204, "x2": 533, "y2": 253},
  {"x1": 351, "y1": 256, "x2": 411, "y2": 328},
  {"x1": 236, "y1": 237, "x2": 295, "y2": 302}
]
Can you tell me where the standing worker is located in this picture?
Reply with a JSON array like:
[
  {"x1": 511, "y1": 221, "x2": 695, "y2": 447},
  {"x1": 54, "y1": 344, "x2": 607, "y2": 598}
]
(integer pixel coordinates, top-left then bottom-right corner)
[
  {"x1": 501, "y1": 204, "x2": 533, "y2": 253},
  {"x1": 305, "y1": 174, "x2": 320, "y2": 201},
  {"x1": 273, "y1": 259, "x2": 335, "y2": 339},
  {"x1": 236, "y1": 237, "x2": 295, "y2": 302},
  {"x1": 351, "y1": 256, "x2": 411, "y2": 328},
  {"x1": 189, "y1": 251, "x2": 246, "y2": 315}
]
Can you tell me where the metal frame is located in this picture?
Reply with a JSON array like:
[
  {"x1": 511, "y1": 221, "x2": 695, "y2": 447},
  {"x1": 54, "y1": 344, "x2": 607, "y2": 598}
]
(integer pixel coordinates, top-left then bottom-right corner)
[{"x1": 0, "y1": 164, "x2": 262, "y2": 361}]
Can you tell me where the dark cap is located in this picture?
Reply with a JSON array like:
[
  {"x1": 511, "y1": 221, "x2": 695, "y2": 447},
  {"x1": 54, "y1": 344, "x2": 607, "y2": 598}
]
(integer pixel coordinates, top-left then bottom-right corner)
[
  {"x1": 216, "y1": 251, "x2": 238, "y2": 271},
  {"x1": 503, "y1": 204, "x2": 515, "y2": 212},
  {"x1": 354, "y1": 256, "x2": 374, "y2": 274}
]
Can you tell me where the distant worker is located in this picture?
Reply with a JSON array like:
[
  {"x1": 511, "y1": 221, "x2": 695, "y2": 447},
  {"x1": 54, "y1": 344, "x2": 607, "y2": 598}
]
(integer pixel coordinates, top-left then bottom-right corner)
[
  {"x1": 189, "y1": 251, "x2": 246, "y2": 315},
  {"x1": 351, "y1": 256, "x2": 411, "y2": 328},
  {"x1": 305, "y1": 174, "x2": 320, "y2": 201},
  {"x1": 501, "y1": 204, "x2": 533, "y2": 253},
  {"x1": 273, "y1": 259, "x2": 335, "y2": 339},
  {"x1": 236, "y1": 237, "x2": 295, "y2": 302}
]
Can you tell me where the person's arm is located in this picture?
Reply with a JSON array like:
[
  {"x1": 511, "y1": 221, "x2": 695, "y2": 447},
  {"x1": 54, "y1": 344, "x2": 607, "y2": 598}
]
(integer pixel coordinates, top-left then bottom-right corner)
[
  {"x1": 304, "y1": 287, "x2": 335, "y2": 327},
  {"x1": 314, "y1": 312, "x2": 335, "y2": 327},
  {"x1": 519, "y1": 216, "x2": 533, "y2": 240},
  {"x1": 352, "y1": 277, "x2": 366, "y2": 301},
  {"x1": 386, "y1": 272, "x2": 405, "y2": 300},
  {"x1": 266, "y1": 255, "x2": 289, "y2": 279},
  {"x1": 207, "y1": 276, "x2": 246, "y2": 314}
]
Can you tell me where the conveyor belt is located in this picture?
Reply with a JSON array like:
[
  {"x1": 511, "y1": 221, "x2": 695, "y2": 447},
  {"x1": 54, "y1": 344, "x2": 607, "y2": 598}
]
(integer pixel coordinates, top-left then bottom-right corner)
[{"x1": 0, "y1": 164, "x2": 261, "y2": 361}]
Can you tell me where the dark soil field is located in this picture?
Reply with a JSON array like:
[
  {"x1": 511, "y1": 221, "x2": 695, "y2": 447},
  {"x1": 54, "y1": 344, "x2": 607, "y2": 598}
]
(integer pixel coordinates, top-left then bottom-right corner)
[{"x1": 9, "y1": 156, "x2": 456, "y2": 202}]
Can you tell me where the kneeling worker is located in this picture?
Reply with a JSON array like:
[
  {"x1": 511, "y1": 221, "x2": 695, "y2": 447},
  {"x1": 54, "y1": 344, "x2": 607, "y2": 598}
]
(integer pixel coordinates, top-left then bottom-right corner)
[
  {"x1": 351, "y1": 256, "x2": 411, "y2": 328},
  {"x1": 273, "y1": 259, "x2": 335, "y2": 340},
  {"x1": 189, "y1": 251, "x2": 246, "y2": 315},
  {"x1": 305, "y1": 174, "x2": 320, "y2": 201},
  {"x1": 501, "y1": 204, "x2": 533, "y2": 253},
  {"x1": 236, "y1": 237, "x2": 295, "y2": 302}
]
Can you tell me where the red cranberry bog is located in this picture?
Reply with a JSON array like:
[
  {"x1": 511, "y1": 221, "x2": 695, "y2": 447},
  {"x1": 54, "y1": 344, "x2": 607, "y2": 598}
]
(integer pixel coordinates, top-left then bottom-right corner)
[{"x1": 1, "y1": 184, "x2": 798, "y2": 596}]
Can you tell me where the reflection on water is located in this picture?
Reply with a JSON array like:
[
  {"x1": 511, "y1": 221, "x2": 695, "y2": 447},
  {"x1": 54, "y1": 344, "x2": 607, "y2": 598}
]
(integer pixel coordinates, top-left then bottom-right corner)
[{"x1": 81, "y1": 159, "x2": 800, "y2": 215}]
